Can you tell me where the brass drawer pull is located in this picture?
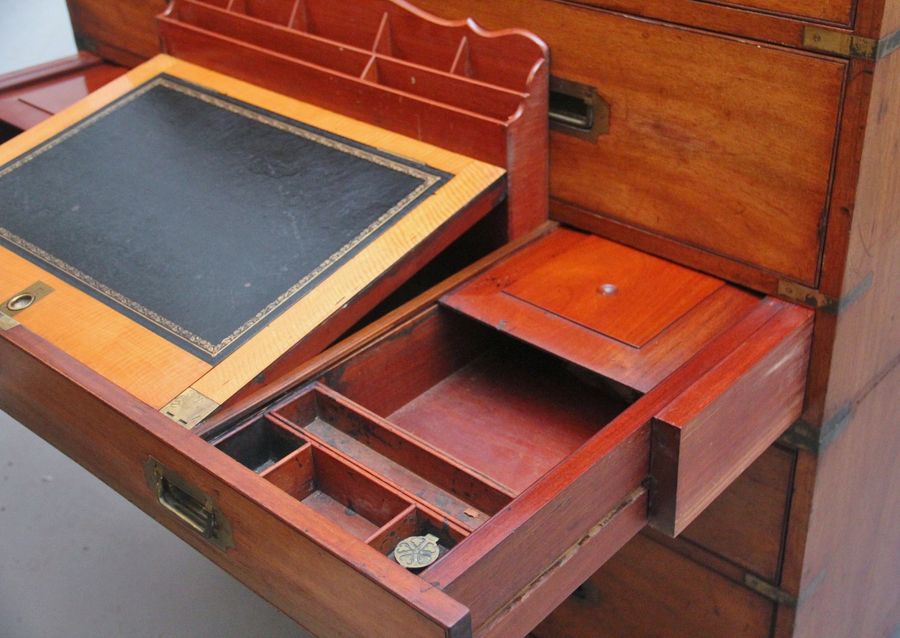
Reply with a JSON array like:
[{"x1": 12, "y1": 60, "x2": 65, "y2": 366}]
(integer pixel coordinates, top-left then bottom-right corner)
[
  {"x1": 145, "y1": 458, "x2": 234, "y2": 550},
  {"x1": 549, "y1": 76, "x2": 609, "y2": 141}
]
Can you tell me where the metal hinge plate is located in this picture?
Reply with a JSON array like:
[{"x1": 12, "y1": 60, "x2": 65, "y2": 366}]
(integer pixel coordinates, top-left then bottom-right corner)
[
  {"x1": 160, "y1": 388, "x2": 219, "y2": 429},
  {"x1": 778, "y1": 272, "x2": 871, "y2": 314},
  {"x1": 803, "y1": 26, "x2": 900, "y2": 61},
  {"x1": 744, "y1": 573, "x2": 797, "y2": 606}
]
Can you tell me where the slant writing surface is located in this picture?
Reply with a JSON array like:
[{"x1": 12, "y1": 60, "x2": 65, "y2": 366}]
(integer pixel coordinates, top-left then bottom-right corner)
[{"x1": 0, "y1": 75, "x2": 449, "y2": 363}]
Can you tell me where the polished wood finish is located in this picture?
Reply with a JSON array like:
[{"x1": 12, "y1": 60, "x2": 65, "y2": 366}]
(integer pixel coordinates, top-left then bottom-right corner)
[
  {"x1": 66, "y1": 0, "x2": 168, "y2": 66},
  {"x1": 0, "y1": 324, "x2": 471, "y2": 638},
  {"x1": 11, "y1": 0, "x2": 898, "y2": 635},
  {"x1": 681, "y1": 445, "x2": 795, "y2": 581},
  {"x1": 413, "y1": 0, "x2": 846, "y2": 289},
  {"x1": 443, "y1": 228, "x2": 761, "y2": 393},
  {"x1": 0, "y1": 57, "x2": 126, "y2": 130}
]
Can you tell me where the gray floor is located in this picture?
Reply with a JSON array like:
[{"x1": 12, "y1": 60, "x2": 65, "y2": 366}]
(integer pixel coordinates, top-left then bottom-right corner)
[{"x1": 0, "y1": 3, "x2": 308, "y2": 637}]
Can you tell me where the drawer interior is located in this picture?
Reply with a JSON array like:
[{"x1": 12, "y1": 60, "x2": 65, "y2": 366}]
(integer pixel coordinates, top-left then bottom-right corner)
[{"x1": 210, "y1": 305, "x2": 635, "y2": 569}]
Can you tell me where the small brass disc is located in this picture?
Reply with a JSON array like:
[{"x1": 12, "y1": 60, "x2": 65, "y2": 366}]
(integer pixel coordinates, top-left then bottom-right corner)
[{"x1": 394, "y1": 534, "x2": 440, "y2": 569}]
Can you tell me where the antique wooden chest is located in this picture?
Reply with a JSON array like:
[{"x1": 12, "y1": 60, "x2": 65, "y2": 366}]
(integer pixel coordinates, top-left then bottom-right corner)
[{"x1": 0, "y1": 0, "x2": 897, "y2": 636}]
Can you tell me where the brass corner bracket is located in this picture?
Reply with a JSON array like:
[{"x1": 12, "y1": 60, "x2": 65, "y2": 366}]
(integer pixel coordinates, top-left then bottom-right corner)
[{"x1": 803, "y1": 26, "x2": 900, "y2": 61}]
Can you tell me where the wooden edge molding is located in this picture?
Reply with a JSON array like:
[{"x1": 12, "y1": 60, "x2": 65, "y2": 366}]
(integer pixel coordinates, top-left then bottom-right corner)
[{"x1": 0, "y1": 52, "x2": 103, "y2": 93}]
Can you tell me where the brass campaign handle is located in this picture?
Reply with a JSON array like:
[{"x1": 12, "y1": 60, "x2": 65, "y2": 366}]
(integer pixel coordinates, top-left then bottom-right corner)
[{"x1": 145, "y1": 457, "x2": 234, "y2": 550}]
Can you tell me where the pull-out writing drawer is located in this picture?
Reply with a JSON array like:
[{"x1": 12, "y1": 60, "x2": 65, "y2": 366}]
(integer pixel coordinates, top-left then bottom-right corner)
[{"x1": 0, "y1": 226, "x2": 811, "y2": 637}]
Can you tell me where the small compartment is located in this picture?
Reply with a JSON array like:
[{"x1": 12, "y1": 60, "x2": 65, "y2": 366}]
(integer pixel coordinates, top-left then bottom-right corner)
[
  {"x1": 174, "y1": 1, "x2": 371, "y2": 76},
  {"x1": 273, "y1": 385, "x2": 513, "y2": 529},
  {"x1": 263, "y1": 445, "x2": 412, "y2": 540},
  {"x1": 366, "y1": 58, "x2": 524, "y2": 121},
  {"x1": 368, "y1": 506, "x2": 467, "y2": 569},
  {"x1": 213, "y1": 415, "x2": 306, "y2": 473},
  {"x1": 320, "y1": 307, "x2": 632, "y2": 494}
]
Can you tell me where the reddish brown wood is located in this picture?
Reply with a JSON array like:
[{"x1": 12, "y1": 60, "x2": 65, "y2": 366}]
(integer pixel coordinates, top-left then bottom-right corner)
[
  {"x1": 774, "y1": 43, "x2": 900, "y2": 638},
  {"x1": 650, "y1": 303, "x2": 813, "y2": 535},
  {"x1": 503, "y1": 234, "x2": 723, "y2": 348},
  {"x1": 219, "y1": 171, "x2": 507, "y2": 411},
  {"x1": 680, "y1": 445, "x2": 796, "y2": 581},
  {"x1": 479, "y1": 489, "x2": 647, "y2": 638},
  {"x1": 0, "y1": 52, "x2": 102, "y2": 92},
  {"x1": 533, "y1": 533, "x2": 777, "y2": 638},
  {"x1": 414, "y1": 0, "x2": 847, "y2": 288},
  {"x1": 66, "y1": 0, "x2": 168, "y2": 66},
  {"x1": 272, "y1": 384, "x2": 514, "y2": 527},
  {"x1": 203, "y1": 223, "x2": 557, "y2": 429},
  {"x1": 0, "y1": 55, "x2": 126, "y2": 130},
  {"x1": 262, "y1": 444, "x2": 414, "y2": 540},
  {"x1": 443, "y1": 228, "x2": 762, "y2": 393}
]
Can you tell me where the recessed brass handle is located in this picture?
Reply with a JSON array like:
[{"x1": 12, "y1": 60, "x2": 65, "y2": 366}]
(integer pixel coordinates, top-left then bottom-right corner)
[
  {"x1": 144, "y1": 458, "x2": 234, "y2": 550},
  {"x1": 549, "y1": 76, "x2": 610, "y2": 142}
]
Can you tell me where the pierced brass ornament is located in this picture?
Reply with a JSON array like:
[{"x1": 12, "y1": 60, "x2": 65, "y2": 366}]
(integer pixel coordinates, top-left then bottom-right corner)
[{"x1": 394, "y1": 534, "x2": 440, "y2": 569}]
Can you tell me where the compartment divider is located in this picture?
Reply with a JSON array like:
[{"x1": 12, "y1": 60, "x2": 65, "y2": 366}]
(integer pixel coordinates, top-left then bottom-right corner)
[
  {"x1": 169, "y1": 0, "x2": 525, "y2": 121},
  {"x1": 268, "y1": 383, "x2": 515, "y2": 531}
]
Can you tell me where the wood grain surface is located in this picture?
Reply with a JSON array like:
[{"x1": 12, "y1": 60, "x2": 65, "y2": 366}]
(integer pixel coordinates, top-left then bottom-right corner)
[{"x1": 413, "y1": 0, "x2": 847, "y2": 287}]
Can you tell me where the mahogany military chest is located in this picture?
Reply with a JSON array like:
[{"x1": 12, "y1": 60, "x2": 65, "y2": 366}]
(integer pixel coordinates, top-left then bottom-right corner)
[{"x1": 0, "y1": 0, "x2": 897, "y2": 636}]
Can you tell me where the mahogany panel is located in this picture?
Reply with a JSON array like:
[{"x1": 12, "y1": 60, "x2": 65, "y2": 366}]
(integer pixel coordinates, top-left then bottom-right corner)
[
  {"x1": 651, "y1": 303, "x2": 813, "y2": 535},
  {"x1": 533, "y1": 534, "x2": 776, "y2": 638},
  {"x1": 66, "y1": 0, "x2": 167, "y2": 66},
  {"x1": 681, "y1": 0, "x2": 852, "y2": 24},
  {"x1": 0, "y1": 57, "x2": 126, "y2": 130},
  {"x1": 444, "y1": 228, "x2": 762, "y2": 393},
  {"x1": 503, "y1": 234, "x2": 723, "y2": 348},
  {"x1": 819, "y1": 50, "x2": 900, "y2": 419},
  {"x1": 414, "y1": 0, "x2": 847, "y2": 286}
]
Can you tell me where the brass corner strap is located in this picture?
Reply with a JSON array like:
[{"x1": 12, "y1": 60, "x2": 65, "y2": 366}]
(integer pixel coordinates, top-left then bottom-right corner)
[
  {"x1": 778, "y1": 403, "x2": 853, "y2": 454},
  {"x1": 777, "y1": 272, "x2": 871, "y2": 314},
  {"x1": 803, "y1": 26, "x2": 900, "y2": 61},
  {"x1": 743, "y1": 573, "x2": 798, "y2": 607}
]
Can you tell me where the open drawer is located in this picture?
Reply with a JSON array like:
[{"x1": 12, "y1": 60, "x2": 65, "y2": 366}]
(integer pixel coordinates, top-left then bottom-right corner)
[{"x1": 0, "y1": 225, "x2": 811, "y2": 637}]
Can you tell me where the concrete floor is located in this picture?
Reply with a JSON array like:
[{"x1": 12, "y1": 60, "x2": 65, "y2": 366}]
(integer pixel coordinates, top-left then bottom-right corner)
[{"x1": 0, "y1": 3, "x2": 308, "y2": 637}]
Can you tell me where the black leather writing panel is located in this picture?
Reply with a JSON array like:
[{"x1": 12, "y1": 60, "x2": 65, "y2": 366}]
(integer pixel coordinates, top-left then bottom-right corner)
[{"x1": 0, "y1": 76, "x2": 450, "y2": 362}]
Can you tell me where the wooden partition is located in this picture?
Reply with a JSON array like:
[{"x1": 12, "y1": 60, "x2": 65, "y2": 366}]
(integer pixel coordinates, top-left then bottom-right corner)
[{"x1": 159, "y1": 0, "x2": 550, "y2": 239}]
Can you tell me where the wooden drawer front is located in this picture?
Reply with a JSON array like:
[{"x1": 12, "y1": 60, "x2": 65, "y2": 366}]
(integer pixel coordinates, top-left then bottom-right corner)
[
  {"x1": 414, "y1": 0, "x2": 846, "y2": 286},
  {"x1": 533, "y1": 534, "x2": 777, "y2": 638},
  {"x1": 582, "y1": 0, "x2": 855, "y2": 25},
  {"x1": 697, "y1": 0, "x2": 853, "y2": 23}
]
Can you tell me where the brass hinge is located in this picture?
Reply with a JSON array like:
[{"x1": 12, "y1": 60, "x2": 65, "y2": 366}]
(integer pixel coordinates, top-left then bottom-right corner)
[
  {"x1": 778, "y1": 272, "x2": 871, "y2": 314},
  {"x1": 803, "y1": 26, "x2": 900, "y2": 61},
  {"x1": 777, "y1": 280, "x2": 838, "y2": 310},
  {"x1": 161, "y1": 388, "x2": 219, "y2": 429},
  {"x1": 0, "y1": 313, "x2": 18, "y2": 331},
  {"x1": 744, "y1": 573, "x2": 797, "y2": 607}
]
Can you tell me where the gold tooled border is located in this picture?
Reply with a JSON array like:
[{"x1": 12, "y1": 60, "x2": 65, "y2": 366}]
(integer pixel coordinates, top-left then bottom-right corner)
[{"x1": 0, "y1": 76, "x2": 445, "y2": 357}]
